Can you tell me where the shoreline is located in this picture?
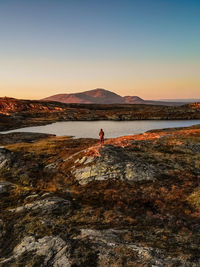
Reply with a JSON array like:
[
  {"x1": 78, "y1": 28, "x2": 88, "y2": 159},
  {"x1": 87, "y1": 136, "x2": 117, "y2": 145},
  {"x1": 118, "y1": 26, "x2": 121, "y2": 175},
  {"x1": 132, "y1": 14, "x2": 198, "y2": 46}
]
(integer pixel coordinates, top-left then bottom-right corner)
[
  {"x1": 0, "y1": 98, "x2": 200, "y2": 131},
  {"x1": 0, "y1": 120, "x2": 199, "y2": 140}
]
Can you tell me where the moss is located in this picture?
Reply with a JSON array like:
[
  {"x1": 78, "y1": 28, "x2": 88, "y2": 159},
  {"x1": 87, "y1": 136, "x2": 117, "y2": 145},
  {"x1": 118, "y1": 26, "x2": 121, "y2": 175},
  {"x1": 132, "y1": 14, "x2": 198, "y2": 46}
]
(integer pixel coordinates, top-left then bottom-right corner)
[
  {"x1": 9, "y1": 252, "x2": 45, "y2": 267},
  {"x1": 71, "y1": 239, "x2": 98, "y2": 267},
  {"x1": 187, "y1": 187, "x2": 200, "y2": 208}
]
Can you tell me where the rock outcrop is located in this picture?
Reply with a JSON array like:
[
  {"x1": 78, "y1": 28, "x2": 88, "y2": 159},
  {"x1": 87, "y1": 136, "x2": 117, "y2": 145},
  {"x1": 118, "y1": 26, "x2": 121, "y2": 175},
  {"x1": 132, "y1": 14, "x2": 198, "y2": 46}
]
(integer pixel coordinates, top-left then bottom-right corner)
[
  {"x1": 73, "y1": 145, "x2": 157, "y2": 185},
  {"x1": 1, "y1": 236, "x2": 71, "y2": 266},
  {"x1": 9, "y1": 197, "x2": 71, "y2": 214}
]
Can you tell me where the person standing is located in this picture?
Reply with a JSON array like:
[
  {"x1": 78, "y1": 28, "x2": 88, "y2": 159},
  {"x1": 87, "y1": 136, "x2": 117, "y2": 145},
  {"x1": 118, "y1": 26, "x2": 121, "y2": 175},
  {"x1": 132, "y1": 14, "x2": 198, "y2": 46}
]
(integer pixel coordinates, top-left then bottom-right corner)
[{"x1": 99, "y1": 129, "x2": 104, "y2": 145}]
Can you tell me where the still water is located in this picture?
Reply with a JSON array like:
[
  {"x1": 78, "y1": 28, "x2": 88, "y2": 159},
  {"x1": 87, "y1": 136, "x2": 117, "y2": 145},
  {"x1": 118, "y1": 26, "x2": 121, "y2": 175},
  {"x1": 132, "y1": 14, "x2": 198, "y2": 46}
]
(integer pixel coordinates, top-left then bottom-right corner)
[{"x1": 1, "y1": 120, "x2": 200, "y2": 139}]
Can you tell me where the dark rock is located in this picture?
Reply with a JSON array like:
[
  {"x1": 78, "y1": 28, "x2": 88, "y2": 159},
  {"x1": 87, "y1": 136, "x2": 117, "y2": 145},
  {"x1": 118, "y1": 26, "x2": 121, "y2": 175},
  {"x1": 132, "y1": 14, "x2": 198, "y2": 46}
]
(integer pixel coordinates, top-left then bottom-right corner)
[{"x1": 0, "y1": 181, "x2": 16, "y2": 194}]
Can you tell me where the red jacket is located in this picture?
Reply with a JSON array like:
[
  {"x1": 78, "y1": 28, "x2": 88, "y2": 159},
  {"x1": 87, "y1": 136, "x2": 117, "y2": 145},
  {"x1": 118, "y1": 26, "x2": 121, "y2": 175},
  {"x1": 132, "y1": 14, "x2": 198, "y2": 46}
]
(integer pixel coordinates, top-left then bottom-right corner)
[{"x1": 99, "y1": 130, "x2": 104, "y2": 139}]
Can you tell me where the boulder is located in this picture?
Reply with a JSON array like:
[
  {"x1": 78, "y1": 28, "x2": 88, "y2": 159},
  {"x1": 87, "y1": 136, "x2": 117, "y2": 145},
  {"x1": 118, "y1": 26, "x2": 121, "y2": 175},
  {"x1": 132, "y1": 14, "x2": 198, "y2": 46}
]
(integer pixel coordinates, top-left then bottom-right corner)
[
  {"x1": 73, "y1": 146, "x2": 156, "y2": 185},
  {"x1": 0, "y1": 236, "x2": 71, "y2": 266}
]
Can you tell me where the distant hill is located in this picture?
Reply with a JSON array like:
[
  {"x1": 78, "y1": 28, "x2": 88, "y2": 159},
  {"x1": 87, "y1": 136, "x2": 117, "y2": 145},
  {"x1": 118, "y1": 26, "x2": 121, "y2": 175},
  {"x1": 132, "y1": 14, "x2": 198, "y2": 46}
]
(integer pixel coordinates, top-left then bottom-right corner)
[
  {"x1": 123, "y1": 96, "x2": 186, "y2": 106},
  {"x1": 42, "y1": 88, "x2": 124, "y2": 104},
  {"x1": 42, "y1": 88, "x2": 188, "y2": 106},
  {"x1": 160, "y1": 99, "x2": 200, "y2": 103}
]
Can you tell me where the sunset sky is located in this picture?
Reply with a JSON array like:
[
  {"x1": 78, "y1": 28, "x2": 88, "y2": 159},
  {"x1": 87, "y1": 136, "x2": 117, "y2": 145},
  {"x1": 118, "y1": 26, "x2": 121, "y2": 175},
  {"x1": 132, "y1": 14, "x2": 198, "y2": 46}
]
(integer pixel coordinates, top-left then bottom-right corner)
[{"x1": 0, "y1": 0, "x2": 199, "y2": 100}]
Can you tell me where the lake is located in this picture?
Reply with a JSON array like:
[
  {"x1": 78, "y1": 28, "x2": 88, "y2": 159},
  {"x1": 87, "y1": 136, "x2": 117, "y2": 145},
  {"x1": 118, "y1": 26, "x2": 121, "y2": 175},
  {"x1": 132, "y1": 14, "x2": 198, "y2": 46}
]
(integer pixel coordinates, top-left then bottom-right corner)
[{"x1": 1, "y1": 120, "x2": 200, "y2": 139}]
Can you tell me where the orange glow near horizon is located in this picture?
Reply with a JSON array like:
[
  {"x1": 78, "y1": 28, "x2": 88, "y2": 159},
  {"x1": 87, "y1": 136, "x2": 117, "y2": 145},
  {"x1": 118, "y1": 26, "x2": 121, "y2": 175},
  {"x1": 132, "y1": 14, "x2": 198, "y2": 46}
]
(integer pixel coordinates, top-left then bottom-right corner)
[
  {"x1": 1, "y1": 81, "x2": 200, "y2": 100},
  {"x1": 0, "y1": 59, "x2": 199, "y2": 100}
]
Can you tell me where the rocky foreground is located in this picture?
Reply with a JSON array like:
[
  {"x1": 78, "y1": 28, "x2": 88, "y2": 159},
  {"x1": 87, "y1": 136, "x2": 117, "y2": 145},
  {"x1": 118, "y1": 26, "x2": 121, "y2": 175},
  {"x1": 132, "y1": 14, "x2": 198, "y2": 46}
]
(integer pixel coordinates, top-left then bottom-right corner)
[
  {"x1": 0, "y1": 125, "x2": 200, "y2": 266},
  {"x1": 0, "y1": 97, "x2": 200, "y2": 131}
]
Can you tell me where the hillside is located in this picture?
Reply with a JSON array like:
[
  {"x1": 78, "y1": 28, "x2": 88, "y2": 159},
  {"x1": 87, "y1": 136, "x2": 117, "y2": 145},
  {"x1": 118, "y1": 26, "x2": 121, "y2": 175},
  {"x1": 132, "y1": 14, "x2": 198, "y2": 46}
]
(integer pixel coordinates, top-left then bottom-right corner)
[
  {"x1": 123, "y1": 96, "x2": 184, "y2": 106},
  {"x1": 0, "y1": 97, "x2": 66, "y2": 115},
  {"x1": 42, "y1": 88, "x2": 186, "y2": 106},
  {"x1": 0, "y1": 125, "x2": 200, "y2": 265}
]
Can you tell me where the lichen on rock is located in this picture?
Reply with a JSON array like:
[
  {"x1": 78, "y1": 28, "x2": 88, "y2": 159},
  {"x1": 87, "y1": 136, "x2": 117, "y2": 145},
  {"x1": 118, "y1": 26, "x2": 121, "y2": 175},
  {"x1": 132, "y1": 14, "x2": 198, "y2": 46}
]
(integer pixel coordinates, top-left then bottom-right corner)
[
  {"x1": 0, "y1": 236, "x2": 71, "y2": 266},
  {"x1": 73, "y1": 145, "x2": 157, "y2": 184}
]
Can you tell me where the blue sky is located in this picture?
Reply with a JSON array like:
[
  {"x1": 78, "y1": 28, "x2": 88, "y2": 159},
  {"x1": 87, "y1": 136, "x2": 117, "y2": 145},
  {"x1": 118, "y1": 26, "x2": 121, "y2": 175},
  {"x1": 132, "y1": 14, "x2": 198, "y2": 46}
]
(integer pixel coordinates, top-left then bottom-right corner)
[{"x1": 0, "y1": 0, "x2": 199, "y2": 99}]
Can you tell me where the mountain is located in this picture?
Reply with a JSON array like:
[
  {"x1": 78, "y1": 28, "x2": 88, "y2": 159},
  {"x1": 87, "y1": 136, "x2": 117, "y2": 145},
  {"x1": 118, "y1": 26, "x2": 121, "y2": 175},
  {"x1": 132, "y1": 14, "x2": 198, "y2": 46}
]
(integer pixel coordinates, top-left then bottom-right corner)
[
  {"x1": 42, "y1": 88, "x2": 188, "y2": 106},
  {"x1": 42, "y1": 88, "x2": 124, "y2": 104},
  {"x1": 123, "y1": 96, "x2": 145, "y2": 104}
]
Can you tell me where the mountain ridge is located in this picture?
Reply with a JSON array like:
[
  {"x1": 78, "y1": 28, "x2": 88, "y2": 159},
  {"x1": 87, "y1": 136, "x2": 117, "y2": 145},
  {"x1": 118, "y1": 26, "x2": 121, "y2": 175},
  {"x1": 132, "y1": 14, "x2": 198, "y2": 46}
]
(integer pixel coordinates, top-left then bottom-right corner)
[{"x1": 42, "y1": 88, "x2": 188, "y2": 106}]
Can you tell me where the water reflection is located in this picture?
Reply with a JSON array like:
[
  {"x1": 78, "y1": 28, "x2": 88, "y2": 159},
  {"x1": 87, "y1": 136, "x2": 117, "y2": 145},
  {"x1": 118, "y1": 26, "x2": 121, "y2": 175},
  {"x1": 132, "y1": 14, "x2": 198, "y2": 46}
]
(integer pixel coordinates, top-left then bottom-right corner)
[{"x1": 1, "y1": 120, "x2": 200, "y2": 139}]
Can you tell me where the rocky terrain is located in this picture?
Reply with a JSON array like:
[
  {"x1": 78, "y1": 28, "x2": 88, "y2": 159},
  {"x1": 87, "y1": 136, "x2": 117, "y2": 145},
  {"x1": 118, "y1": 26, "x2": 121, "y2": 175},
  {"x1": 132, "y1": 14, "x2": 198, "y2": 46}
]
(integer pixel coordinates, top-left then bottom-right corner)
[
  {"x1": 0, "y1": 124, "x2": 200, "y2": 266},
  {"x1": 0, "y1": 97, "x2": 200, "y2": 131},
  {"x1": 42, "y1": 88, "x2": 187, "y2": 106}
]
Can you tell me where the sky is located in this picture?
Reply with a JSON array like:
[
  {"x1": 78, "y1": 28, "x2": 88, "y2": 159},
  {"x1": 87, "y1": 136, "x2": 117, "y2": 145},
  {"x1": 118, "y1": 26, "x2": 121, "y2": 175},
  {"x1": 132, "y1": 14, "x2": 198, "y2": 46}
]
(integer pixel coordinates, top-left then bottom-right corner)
[{"x1": 0, "y1": 0, "x2": 200, "y2": 100}]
